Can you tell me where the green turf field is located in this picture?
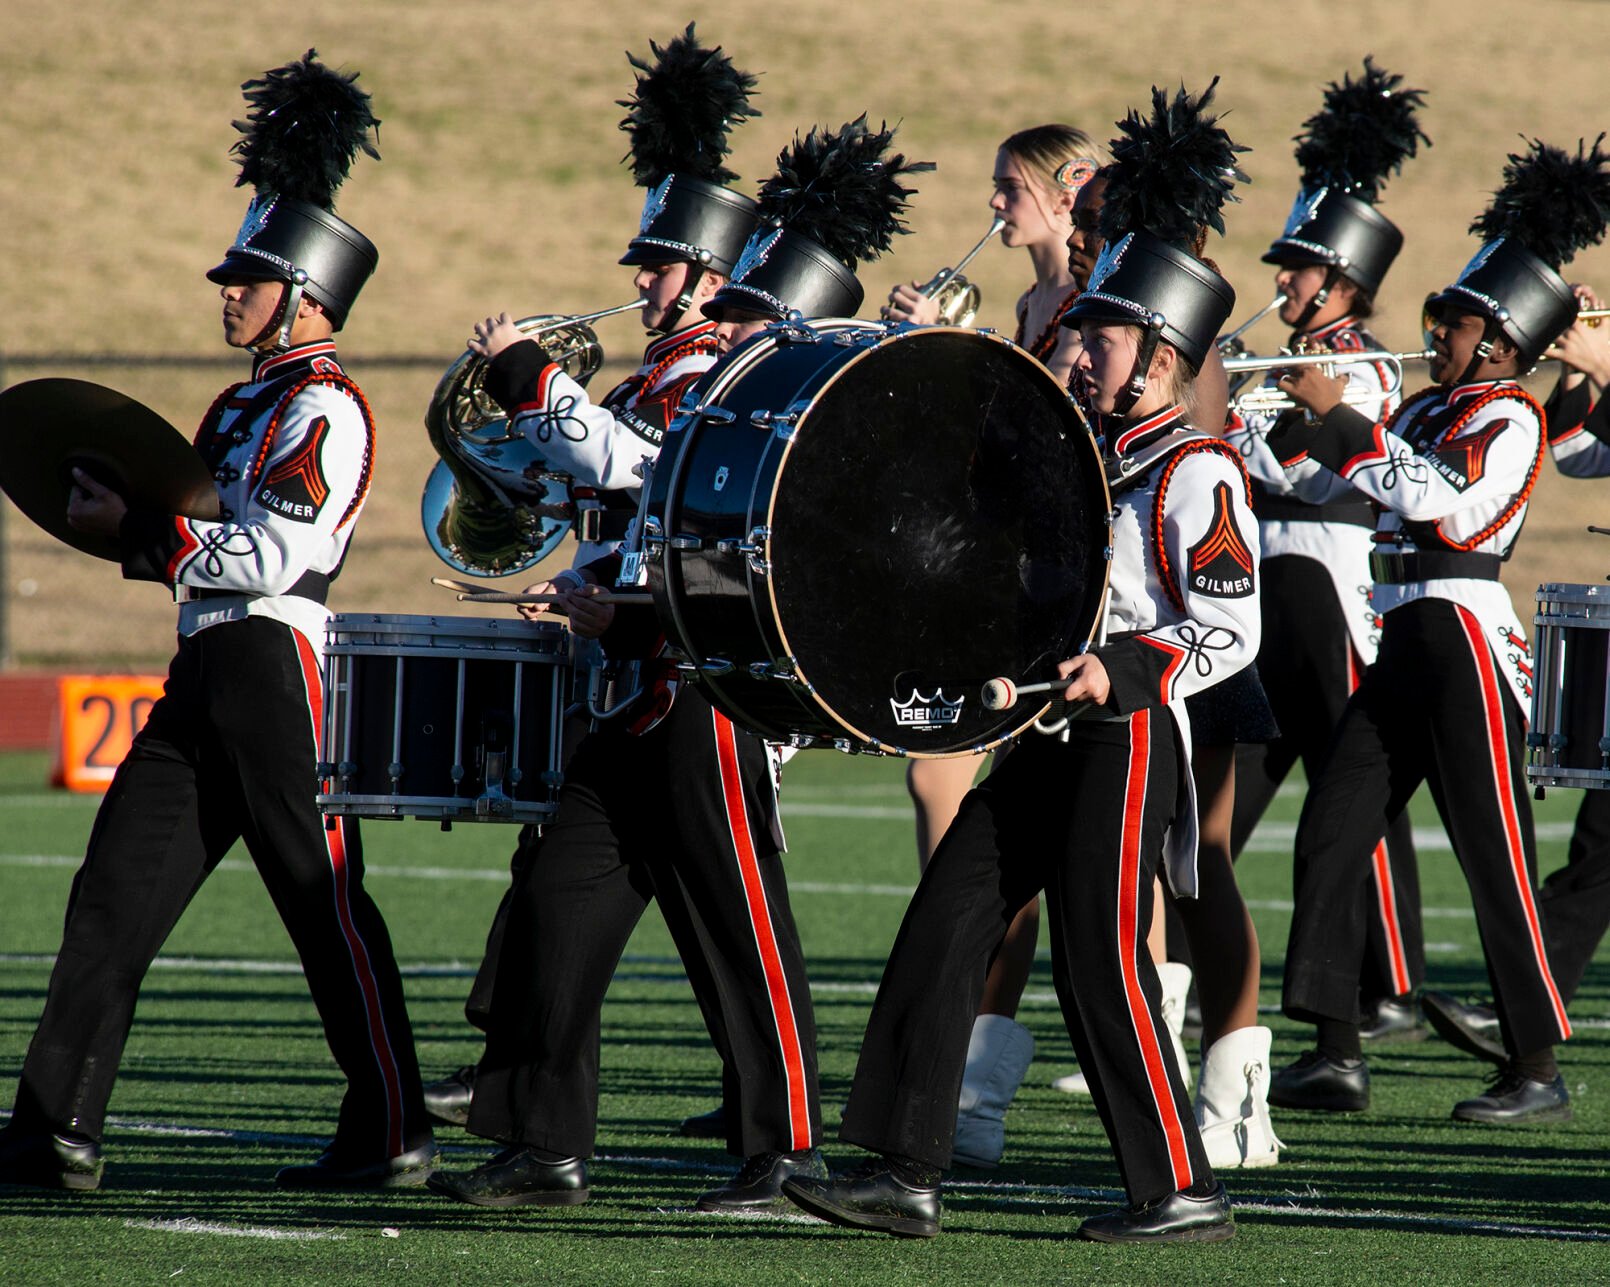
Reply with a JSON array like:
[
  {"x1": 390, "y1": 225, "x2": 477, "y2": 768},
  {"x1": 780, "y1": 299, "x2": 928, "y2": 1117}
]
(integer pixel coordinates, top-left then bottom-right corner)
[{"x1": 0, "y1": 746, "x2": 1606, "y2": 1284}]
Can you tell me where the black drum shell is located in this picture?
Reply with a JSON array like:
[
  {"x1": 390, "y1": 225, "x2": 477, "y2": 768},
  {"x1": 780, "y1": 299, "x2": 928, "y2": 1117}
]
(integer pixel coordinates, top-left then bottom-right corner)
[
  {"x1": 1528, "y1": 583, "x2": 1610, "y2": 789},
  {"x1": 318, "y1": 614, "x2": 571, "y2": 822},
  {"x1": 644, "y1": 322, "x2": 1110, "y2": 756}
]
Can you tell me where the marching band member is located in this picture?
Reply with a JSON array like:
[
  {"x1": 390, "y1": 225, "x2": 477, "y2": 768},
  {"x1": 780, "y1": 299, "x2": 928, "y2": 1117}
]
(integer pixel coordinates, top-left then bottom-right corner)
[
  {"x1": 874, "y1": 124, "x2": 1099, "y2": 1169},
  {"x1": 1423, "y1": 284, "x2": 1610, "y2": 1061},
  {"x1": 783, "y1": 83, "x2": 1256, "y2": 1244},
  {"x1": 0, "y1": 54, "x2": 435, "y2": 1191},
  {"x1": 421, "y1": 24, "x2": 762, "y2": 1131},
  {"x1": 1224, "y1": 60, "x2": 1432, "y2": 1043},
  {"x1": 1053, "y1": 155, "x2": 1280, "y2": 1172},
  {"x1": 1266, "y1": 138, "x2": 1610, "y2": 1123},
  {"x1": 425, "y1": 115, "x2": 933, "y2": 1216}
]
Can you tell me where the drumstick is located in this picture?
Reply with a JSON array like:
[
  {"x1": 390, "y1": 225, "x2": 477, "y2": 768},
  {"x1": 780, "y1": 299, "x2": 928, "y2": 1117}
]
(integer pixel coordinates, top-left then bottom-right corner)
[
  {"x1": 432, "y1": 576, "x2": 487, "y2": 595},
  {"x1": 980, "y1": 676, "x2": 1071, "y2": 711},
  {"x1": 456, "y1": 590, "x2": 654, "y2": 606}
]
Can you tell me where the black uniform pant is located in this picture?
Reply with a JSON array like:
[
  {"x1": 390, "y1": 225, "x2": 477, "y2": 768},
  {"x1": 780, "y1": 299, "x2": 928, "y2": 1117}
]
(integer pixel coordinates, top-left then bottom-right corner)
[
  {"x1": 840, "y1": 709, "x2": 1210, "y2": 1207},
  {"x1": 1234, "y1": 553, "x2": 1425, "y2": 997},
  {"x1": 8, "y1": 617, "x2": 429, "y2": 1158},
  {"x1": 1284, "y1": 597, "x2": 1571, "y2": 1054},
  {"x1": 468, "y1": 688, "x2": 819, "y2": 1160}
]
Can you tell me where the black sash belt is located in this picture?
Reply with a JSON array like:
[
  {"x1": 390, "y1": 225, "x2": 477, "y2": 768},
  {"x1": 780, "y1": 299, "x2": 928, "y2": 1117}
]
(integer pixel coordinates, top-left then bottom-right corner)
[
  {"x1": 190, "y1": 568, "x2": 331, "y2": 604},
  {"x1": 1368, "y1": 550, "x2": 1502, "y2": 583}
]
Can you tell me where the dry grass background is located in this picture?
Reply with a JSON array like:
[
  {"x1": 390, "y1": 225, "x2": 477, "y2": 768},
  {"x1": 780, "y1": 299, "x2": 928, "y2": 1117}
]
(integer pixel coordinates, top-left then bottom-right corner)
[{"x1": 4, "y1": 0, "x2": 1610, "y2": 667}]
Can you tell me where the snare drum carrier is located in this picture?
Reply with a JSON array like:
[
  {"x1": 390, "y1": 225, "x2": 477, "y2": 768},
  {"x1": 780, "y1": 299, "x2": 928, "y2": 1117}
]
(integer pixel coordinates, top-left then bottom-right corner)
[{"x1": 639, "y1": 321, "x2": 1111, "y2": 756}]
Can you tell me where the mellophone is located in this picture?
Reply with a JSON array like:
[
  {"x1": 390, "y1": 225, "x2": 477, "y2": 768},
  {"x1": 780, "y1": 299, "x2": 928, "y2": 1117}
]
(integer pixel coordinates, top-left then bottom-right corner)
[{"x1": 324, "y1": 321, "x2": 1114, "y2": 825}]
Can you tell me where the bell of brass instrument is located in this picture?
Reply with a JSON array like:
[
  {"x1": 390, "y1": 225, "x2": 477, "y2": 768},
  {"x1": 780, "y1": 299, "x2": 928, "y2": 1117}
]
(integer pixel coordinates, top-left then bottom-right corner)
[
  {"x1": 421, "y1": 300, "x2": 648, "y2": 577},
  {"x1": 1226, "y1": 348, "x2": 1433, "y2": 417},
  {"x1": 916, "y1": 217, "x2": 1006, "y2": 327}
]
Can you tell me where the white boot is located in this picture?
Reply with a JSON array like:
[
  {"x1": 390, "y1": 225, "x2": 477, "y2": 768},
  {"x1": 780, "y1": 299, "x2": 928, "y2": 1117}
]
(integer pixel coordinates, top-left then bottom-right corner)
[
  {"x1": 1194, "y1": 1024, "x2": 1282, "y2": 1169},
  {"x1": 952, "y1": 1014, "x2": 1035, "y2": 1169},
  {"x1": 1157, "y1": 961, "x2": 1193, "y2": 1091}
]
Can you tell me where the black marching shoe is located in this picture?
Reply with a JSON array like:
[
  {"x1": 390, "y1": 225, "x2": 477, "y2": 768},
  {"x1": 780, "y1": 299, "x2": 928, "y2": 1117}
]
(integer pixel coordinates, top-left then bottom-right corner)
[
  {"x1": 782, "y1": 1158, "x2": 941, "y2": 1238},
  {"x1": 1451, "y1": 1067, "x2": 1572, "y2": 1125},
  {"x1": 423, "y1": 1065, "x2": 477, "y2": 1128},
  {"x1": 275, "y1": 1139, "x2": 438, "y2": 1189},
  {"x1": 1269, "y1": 1050, "x2": 1370, "y2": 1112},
  {"x1": 696, "y1": 1148, "x2": 828, "y2": 1213},
  {"x1": 1360, "y1": 994, "x2": 1426, "y2": 1042},
  {"x1": 1421, "y1": 991, "x2": 1506, "y2": 1064},
  {"x1": 0, "y1": 1128, "x2": 103, "y2": 1192},
  {"x1": 679, "y1": 1104, "x2": 726, "y2": 1139},
  {"x1": 426, "y1": 1146, "x2": 589, "y2": 1208},
  {"x1": 1079, "y1": 1181, "x2": 1235, "y2": 1244}
]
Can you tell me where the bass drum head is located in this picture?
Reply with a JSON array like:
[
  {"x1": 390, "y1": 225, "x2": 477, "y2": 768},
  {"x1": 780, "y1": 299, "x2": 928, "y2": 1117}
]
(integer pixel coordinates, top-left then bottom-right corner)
[{"x1": 767, "y1": 327, "x2": 1107, "y2": 752}]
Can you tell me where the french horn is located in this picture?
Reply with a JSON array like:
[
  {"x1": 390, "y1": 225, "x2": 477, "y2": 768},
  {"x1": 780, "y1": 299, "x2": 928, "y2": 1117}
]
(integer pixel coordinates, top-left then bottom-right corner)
[
  {"x1": 915, "y1": 217, "x2": 1005, "y2": 327},
  {"x1": 421, "y1": 301, "x2": 647, "y2": 577}
]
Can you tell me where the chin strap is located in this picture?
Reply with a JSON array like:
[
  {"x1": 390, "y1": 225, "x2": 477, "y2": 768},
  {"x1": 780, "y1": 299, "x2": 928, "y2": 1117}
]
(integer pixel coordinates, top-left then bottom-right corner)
[
  {"x1": 1112, "y1": 326, "x2": 1164, "y2": 419},
  {"x1": 1456, "y1": 315, "x2": 1505, "y2": 386},
  {"x1": 246, "y1": 272, "x2": 309, "y2": 353},
  {"x1": 1291, "y1": 264, "x2": 1346, "y2": 332},
  {"x1": 650, "y1": 261, "x2": 709, "y2": 337}
]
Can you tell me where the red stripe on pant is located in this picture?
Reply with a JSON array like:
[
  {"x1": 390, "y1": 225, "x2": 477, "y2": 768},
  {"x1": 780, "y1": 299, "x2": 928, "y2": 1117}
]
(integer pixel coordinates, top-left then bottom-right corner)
[
  {"x1": 710, "y1": 707, "x2": 812, "y2": 1150},
  {"x1": 1347, "y1": 642, "x2": 1413, "y2": 995},
  {"x1": 293, "y1": 628, "x2": 408, "y2": 1157},
  {"x1": 1453, "y1": 607, "x2": 1571, "y2": 1038},
  {"x1": 1114, "y1": 708, "x2": 1193, "y2": 1190}
]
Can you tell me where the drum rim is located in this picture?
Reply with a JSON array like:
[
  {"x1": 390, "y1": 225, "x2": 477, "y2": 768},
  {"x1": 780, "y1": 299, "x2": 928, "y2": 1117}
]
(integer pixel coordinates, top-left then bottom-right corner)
[{"x1": 762, "y1": 324, "x2": 1114, "y2": 756}]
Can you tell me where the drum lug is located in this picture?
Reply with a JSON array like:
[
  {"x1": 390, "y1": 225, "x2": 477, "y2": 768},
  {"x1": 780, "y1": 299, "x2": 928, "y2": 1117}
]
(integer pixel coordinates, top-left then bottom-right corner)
[
  {"x1": 749, "y1": 408, "x2": 799, "y2": 440},
  {"x1": 775, "y1": 320, "x2": 819, "y2": 345},
  {"x1": 715, "y1": 526, "x2": 771, "y2": 575},
  {"x1": 678, "y1": 657, "x2": 737, "y2": 677},
  {"x1": 669, "y1": 534, "x2": 705, "y2": 551},
  {"x1": 748, "y1": 660, "x2": 802, "y2": 683},
  {"x1": 640, "y1": 515, "x2": 664, "y2": 561},
  {"x1": 688, "y1": 402, "x2": 737, "y2": 424}
]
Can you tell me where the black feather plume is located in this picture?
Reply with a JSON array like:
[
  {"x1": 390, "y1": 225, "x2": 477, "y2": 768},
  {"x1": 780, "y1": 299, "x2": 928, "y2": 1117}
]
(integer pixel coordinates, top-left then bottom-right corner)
[
  {"x1": 1099, "y1": 79, "x2": 1249, "y2": 248},
  {"x1": 1292, "y1": 58, "x2": 1429, "y2": 200},
  {"x1": 1471, "y1": 135, "x2": 1610, "y2": 269},
  {"x1": 755, "y1": 116, "x2": 935, "y2": 266},
  {"x1": 229, "y1": 49, "x2": 380, "y2": 209},
  {"x1": 618, "y1": 23, "x2": 760, "y2": 188}
]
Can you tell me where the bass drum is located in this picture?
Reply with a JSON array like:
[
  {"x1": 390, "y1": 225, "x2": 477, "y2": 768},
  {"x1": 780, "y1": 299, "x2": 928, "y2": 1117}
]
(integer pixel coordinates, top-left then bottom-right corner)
[
  {"x1": 643, "y1": 321, "x2": 1110, "y2": 757},
  {"x1": 1528, "y1": 582, "x2": 1610, "y2": 788}
]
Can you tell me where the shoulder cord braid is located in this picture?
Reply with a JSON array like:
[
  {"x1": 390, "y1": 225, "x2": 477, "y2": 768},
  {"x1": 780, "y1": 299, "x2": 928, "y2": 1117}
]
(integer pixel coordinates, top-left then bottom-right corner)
[
  {"x1": 247, "y1": 373, "x2": 377, "y2": 530},
  {"x1": 1408, "y1": 383, "x2": 1545, "y2": 553},
  {"x1": 1150, "y1": 438, "x2": 1255, "y2": 613},
  {"x1": 1016, "y1": 284, "x2": 1081, "y2": 361},
  {"x1": 642, "y1": 332, "x2": 719, "y2": 396}
]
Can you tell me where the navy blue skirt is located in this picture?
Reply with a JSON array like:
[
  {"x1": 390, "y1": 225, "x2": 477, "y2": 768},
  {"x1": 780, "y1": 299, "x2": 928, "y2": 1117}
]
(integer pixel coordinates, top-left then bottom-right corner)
[{"x1": 1183, "y1": 663, "x2": 1279, "y2": 747}]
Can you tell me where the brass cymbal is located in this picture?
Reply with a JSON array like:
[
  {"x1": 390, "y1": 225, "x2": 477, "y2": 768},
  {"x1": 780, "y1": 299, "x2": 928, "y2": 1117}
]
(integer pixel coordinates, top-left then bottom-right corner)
[{"x1": 0, "y1": 378, "x2": 221, "y2": 562}]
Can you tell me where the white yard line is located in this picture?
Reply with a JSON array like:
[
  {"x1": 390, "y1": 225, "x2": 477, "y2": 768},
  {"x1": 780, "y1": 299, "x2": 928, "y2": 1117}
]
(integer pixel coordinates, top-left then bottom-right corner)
[{"x1": 124, "y1": 1217, "x2": 347, "y2": 1242}]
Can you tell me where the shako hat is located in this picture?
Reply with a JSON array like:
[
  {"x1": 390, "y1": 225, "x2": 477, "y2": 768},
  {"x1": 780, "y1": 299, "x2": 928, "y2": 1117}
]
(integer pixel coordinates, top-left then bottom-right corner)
[
  {"x1": 705, "y1": 115, "x2": 934, "y2": 322},
  {"x1": 617, "y1": 23, "x2": 760, "y2": 275},
  {"x1": 1065, "y1": 79, "x2": 1246, "y2": 372},
  {"x1": 1263, "y1": 58, "x2": 1429, "y2": 295},
  {"x1": 1426, "y1": 136, "x2": 1610, "y2": 365},
  {"x1": 206, "y1": 50, "x2": 381, "y2": 333}
]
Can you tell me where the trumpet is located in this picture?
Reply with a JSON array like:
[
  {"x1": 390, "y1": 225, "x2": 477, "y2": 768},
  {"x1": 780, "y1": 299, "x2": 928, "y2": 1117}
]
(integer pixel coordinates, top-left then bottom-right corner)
[
  {"x1": 1217, "y1": 293, "x2": 1286, "y2": 357},
  {"x1": 1225, "y1": 348, "x2": 1433, "y2": 417},
  {"x1": 420, "y1": 299, "x2": 647, "y2": 577},
  {"x1": 915, "y1": 216, "x2": 1006, "y2": 327},
  {"x1": 1577, "y1": 308, "x2": 1610, "y2": 328}
]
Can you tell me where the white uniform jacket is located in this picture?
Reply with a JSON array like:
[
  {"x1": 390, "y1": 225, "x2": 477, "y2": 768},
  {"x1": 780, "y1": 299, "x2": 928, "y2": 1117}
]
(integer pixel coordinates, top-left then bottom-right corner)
[
  {"x1": 1267, "y1": 378, "x2": 1544, "y2": 710},
  {"x1": 120, "y1": 340, "x2": 375, "y2": 656},
  {"x1": 1087, "y1": 406, "x2": 1264, "y2": 897},
  {"x1": 484, "y1": 320, "x2": 723, "y2": 565},
  {"x1": 1225, "y1": 316, "x2": 1397, "y2": 660}
]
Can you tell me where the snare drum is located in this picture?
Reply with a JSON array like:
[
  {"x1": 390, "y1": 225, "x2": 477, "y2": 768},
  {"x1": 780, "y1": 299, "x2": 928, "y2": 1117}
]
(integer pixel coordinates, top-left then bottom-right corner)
[
  {"x1": 642, "y1": 321, "x2": 1110, "y2": 756},
  {"x1": 318, "y1": 613, "x2": 572, "y2": 823},
  {"x1": 1528, "y1": 582, "x2": 1610, "y2": 788}
]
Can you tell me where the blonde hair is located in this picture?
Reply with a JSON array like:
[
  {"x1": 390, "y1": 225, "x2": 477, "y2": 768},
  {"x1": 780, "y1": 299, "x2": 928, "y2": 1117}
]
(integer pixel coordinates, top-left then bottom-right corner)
[{"x1": 1001, "y1": 124, "x2": 1099, "y2": 196}]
